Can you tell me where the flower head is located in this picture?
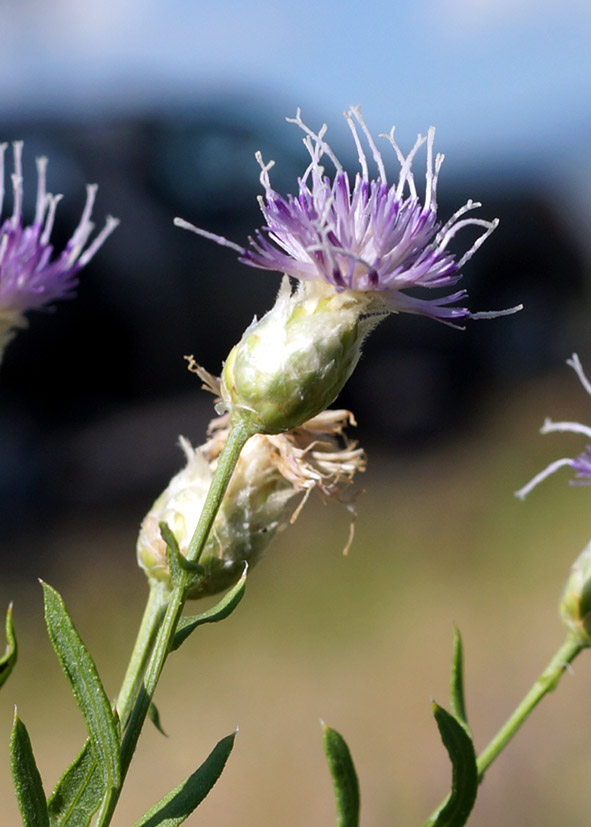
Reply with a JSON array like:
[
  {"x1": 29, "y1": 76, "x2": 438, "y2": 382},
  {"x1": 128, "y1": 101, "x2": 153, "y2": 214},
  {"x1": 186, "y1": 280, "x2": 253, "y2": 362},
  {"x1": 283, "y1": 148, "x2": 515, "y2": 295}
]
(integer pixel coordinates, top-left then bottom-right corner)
[
  {"x1": 560, "y1": 540, "x2": 591, "y2": 646},
  {"x1": 515, "y1": 354, "x2": 591, "y2": 499},
  {"x1": 176, "y1": 106, "x2": 518, "y2": 326},
  {"x1": 0, "y1": 141, "x2": 119, "y2": 353},
  {"x1": 137, "y1": 404, "x2": 365, "y2": 597}
]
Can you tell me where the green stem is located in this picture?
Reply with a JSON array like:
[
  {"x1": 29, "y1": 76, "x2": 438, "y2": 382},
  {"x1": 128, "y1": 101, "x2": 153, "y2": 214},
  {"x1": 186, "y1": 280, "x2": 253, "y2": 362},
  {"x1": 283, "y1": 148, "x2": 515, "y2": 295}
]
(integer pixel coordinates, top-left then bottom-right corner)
[
  {"x1": 476, "y1": 634, "x2": 583, "y2": 778},
  {"x1": 423, "y1": 634, "x2": 585, "y2": 826},
  {"x1": 94, "y1": 416, "x2": 255, "y2": 827},
  {"x1": 115, "y1": 580, "x2": 171, "y2": 731}
]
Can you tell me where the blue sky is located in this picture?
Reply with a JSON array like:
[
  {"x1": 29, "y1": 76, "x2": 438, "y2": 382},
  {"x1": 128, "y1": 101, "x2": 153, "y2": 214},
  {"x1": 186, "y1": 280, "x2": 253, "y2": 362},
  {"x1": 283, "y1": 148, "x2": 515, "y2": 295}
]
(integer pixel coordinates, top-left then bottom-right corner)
[{"x1": 0, "y1": 0, "x2": 589, "y2": 178}]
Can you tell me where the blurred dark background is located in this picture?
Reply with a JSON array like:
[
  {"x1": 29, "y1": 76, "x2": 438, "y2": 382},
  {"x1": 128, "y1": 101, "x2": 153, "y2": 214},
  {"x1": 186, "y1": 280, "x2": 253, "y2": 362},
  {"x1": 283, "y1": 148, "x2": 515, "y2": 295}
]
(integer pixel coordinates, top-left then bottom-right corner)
[
  {"x1": 1, "y1": 3, "x2": 591, "y2": 825},
  {"x1": 0, "y1": 99, "x2": 588, "y2": 539}
]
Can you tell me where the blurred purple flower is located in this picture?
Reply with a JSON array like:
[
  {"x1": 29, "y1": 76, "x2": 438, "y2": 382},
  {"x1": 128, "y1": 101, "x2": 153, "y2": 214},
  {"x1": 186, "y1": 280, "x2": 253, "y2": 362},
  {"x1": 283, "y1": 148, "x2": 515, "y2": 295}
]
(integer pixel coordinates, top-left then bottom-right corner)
[
  {"x1": 0, "y1": 141, "x2": 118, "y2": 352},
  {"x1": 515, "y1": 354, "x2": 591, "y2": 499},
  {"x1": 176, "y1": 107, "x2": 518, "y2": 326}
]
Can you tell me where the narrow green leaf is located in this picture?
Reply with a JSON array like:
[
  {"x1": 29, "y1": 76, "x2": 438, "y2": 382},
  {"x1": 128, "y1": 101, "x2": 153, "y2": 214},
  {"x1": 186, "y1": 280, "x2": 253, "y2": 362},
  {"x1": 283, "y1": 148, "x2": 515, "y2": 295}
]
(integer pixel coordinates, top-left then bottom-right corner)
[
  {"x1": 48, "y1": 739, "x2": 103, "y2": 827},
  {"x1": 41, "y1": 582, "x2": 121, "y2": 793},
  {"x1": 131, "y1": 731, "x2": 237, "y2": 826},
  {"x1": 450, "y1": 628, "x2": 467, "y2": 725},
  {"x1": 322, "y1": 723, "x2": 360, "y2": 827},
  {"x1": 171, "y1": 566, "x2": 248, "y2": 652},
  {"x1": 425, "y1": 703, "x2": 478, "y2": 827},
  {"x1": 148, "y1": 702, "x2": 167, "y2": 737},
  {"x1": 160, "y1": 522, "x2": 204, "y2": 583},
  {"x1": 0, "y1": 602, "x2": 17, "y2": 689},
  {"x1": 10, "y1": 711, "x2": 50, "y2": 827}
]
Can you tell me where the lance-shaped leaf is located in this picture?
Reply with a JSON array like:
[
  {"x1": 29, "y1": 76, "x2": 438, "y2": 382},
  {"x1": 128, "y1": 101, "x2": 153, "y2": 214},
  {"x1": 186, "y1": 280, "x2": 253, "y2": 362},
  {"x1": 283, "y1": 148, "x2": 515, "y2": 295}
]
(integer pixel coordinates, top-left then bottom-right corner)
[
  {"x1": 10, "y1": 711, "x2": 49, "y2": 827},
  {"x1": 425, "y1": 703, "x2": 478, "y2": 827},
  {"x1": 161, "y1": 522, "x2": 204, "y2": 592},
  {"x1": 171, "y1": 566, "x2": 248, "y2": 652},
  {"x1": 322, "y1": 723, "x2": 360, "y2": 827},
  {"x1": 41, "y1": 582, "x2": 121, "y2": 794},
  {"x1": 450, "y1": 628, "x2": 468, "y2": 726},
  {"x1": 148, "y1": 702, "x2": 167, "y2": 737},
  {"x1": 0, "y1": 602, "x2": 17, "y2": 689},
  {"x1": 48, "y1": 739, "x2": 103, "y2": 827},
  {"x1": 131, "y1": 731, "x2": 236, "y2": 826}
]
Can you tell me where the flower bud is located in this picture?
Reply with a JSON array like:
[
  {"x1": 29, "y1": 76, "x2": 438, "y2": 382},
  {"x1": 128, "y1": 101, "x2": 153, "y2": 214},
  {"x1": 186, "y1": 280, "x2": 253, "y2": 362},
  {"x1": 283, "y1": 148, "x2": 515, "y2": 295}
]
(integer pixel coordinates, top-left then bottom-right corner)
[
  {"x1": 137, "y1": 410, "x2": 365, "y2": 598},
  {"x1": 221, "y1": 278, "x2": 377, "y2": 434},
  {"x1": 560, "y1": 540, "x2": 591, "y2": 646}
]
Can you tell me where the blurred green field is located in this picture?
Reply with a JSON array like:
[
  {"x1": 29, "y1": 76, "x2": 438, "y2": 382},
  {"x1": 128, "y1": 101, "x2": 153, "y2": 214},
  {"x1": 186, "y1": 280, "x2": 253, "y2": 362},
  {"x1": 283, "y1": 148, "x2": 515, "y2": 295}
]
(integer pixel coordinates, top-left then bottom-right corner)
[{"x1": 3, "y1": 371, "x2": 591, "y2": 826}]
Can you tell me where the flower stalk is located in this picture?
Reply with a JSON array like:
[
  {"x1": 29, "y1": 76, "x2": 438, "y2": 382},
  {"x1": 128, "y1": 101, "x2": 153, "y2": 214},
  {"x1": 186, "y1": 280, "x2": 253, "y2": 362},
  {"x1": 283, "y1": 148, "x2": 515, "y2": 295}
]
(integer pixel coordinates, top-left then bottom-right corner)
[
  {"x1": 94, "y1": 415, "x2": 256, "y2": 827},
  {"x1": 115, "y1": 580, "x2": 171, "y2": 731},
  {"x1": 424, "y1": 633, "x2": 584, "y2": 827},
  {"x1": 475, "y1": 633, "x2": 583, "y2": 778}
]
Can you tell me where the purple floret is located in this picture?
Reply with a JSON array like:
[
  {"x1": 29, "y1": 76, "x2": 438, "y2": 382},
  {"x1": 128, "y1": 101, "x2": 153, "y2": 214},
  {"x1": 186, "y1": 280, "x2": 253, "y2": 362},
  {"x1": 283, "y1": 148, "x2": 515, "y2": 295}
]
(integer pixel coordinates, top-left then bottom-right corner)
[
  {"x1": 515, "y1": 355, "x2": 591, "y2": 499},
  {"x1": 571, "y1": 447, "x2": 591, "y2": 484},
  {"x1": 176, "y1": 107, "x2": 517, "y2": 327},
  {"x1": 0, "y1": 142, "x2": 118, "y2": 316}
]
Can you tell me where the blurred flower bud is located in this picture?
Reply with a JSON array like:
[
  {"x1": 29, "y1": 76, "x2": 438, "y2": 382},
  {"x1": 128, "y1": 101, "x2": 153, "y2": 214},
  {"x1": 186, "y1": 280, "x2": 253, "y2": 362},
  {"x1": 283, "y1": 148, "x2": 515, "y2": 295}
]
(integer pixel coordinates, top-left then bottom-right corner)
[
  {"x1": 0, "y1": 142, "x2": 117, "y2": 360},
  {"x1": 560, "y1": 540, "x2": 591, "y2": 646},
  {"x1": 137, "y1": 409, "x2": 365, "y2": 598},
  {"x1": 221, "y1": 277, "x2": 378, "y2": 434}
]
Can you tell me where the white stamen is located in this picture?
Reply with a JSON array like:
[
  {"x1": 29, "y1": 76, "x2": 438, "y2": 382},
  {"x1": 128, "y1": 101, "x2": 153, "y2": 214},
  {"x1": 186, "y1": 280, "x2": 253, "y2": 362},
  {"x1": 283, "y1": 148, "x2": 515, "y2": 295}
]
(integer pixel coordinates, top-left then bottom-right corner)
[
  {"x1": 255, "y1": 151, "x2": 275, "y2": 193},
  {"x1": 379, "y1": 128, "x2": 415, "y2": 200},
  {"x1": 174, "y1": 217, "x2": 245, "y2": 254},
  {"x1": 0, "y1": 143, "x2": 7, "y2": 218},
  {"x1": 436, "y1": 200, "x2": 481, "y2": 242},
  {"x1": 67, "y1": 183, "x2": 97, "y2": 257},
  {"x1": 77, "y1": 215, "x2": 119, "y2": 267},
  {"x1": 471, "y1": 305, "x2": 523, "y2": 319},
  {"x1": 567, "y1": 353, "x2": 591, "y2": 397},
  {"x1": 66, "y1": 223, "x2": 95, "y2": 267},
  {"x1": 0, "y1": 232, "x2": 7, "y2": 265},
  {"x1": 424, "y1": 127, "x2": 437, "y2": 211},
  {"x1": 300, "y1": 135, "x2": 326, "y2": 187},
  {"x1": 34, "y1": 156, "x2": 48, "y2": 226},
  {"x1": 40, "y1": 194, "x2": 63, "y2": 247},
  {"x1": 317, "y1": 189, "x2": 336, "y2": 228},
  {"x1": 457, "y1": 219, "x2": 499, "y2": 267},
  {"x1": 393, "y1": 132, "x2": 427, "y2": 201},
  {"x1": 514, "y1": 458, "x2": 574, "y2": 500},
  {"x1": 436, "y1": 215, "x2": 498, "y2": 265},
  {"x1": 541, "y1": 418, "x2": 591, "y2": 440},
  {"x1": 431, "y1": 151, "x2": 445, "y2": 209},
  {"x1": 344, "y1": 109, "x2": 369, "y2": 181},
  {"x1": 348, "y1": 106, "x2": 387, "y2": 184},
  {"x1": 11, "y1": 141, "x2": 24, "y2": 227},
  {"x1": 286, "y1": 109, "x2": 343, "y2": 174}
]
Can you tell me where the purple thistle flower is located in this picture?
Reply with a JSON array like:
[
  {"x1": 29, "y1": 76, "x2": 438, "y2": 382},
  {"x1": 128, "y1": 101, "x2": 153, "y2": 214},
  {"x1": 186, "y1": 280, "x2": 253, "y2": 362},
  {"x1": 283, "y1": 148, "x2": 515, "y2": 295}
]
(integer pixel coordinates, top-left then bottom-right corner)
[
  {"x1": 176, "y1": 107, "x2": 519, "y2": 327},
  {"x1": 515, "y1": 354, "x2": 591, "y2": 499},
  {"x1": 0, "y1": 141, "x2": 119, "y2": 352}
]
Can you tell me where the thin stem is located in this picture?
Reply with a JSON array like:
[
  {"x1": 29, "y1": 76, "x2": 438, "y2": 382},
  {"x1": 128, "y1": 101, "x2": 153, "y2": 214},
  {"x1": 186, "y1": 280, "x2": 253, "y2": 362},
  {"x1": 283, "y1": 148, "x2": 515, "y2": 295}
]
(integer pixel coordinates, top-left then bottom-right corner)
[
  {"x1": 94, "y1": 416, "x2": 255, "y2": 827},
  {"x1": 476, "y1": 634, "x2": 583, "y2": 777},
  {"x1": 423, "y1": 634, "x2": 585, "y2": 826},
  {"x1": 184, "y1": 415, "x2": 256, "y2": 565},
  {"x1": 115, "y1": 580, "x2": 171, "y2": 731}
]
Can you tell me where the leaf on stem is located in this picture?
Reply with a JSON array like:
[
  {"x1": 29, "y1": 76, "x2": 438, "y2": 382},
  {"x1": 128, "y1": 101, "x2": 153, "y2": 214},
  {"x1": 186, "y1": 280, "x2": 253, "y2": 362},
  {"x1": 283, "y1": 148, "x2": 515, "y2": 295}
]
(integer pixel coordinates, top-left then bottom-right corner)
[
  {"x1": 148, "y1": 701, "x2": 168, "y2": 736},
  {"x1": 47, "y1": 739, "x2": 104, "y2": 827},
  {"x1": 10, "y1": 710, "x2": 50, "y2": 827},
  {"x1": 131, "y1": 731, "x2": 237, "y2": 826},
  {"x1": 160, "y1": 522, "x2": 204, "y2": 591},
  {"x1": 450, "y1": 628, "x2": 468, "y2": 726},
  {"x1": 41, "y1": 582, "x2": 121, "y2": 795},
  {"x1": 171, "y1": 565, "x2": 248, "y2": 652},
  {"x1": 0, "y1": 602, "x2": 17, "y2": 689},
  {"x1": 322, "y1": 723, "x2": 360, "y2": 827},
  {"x1": 425, "y1": 703, "x2": 478, "y2": 827}
]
